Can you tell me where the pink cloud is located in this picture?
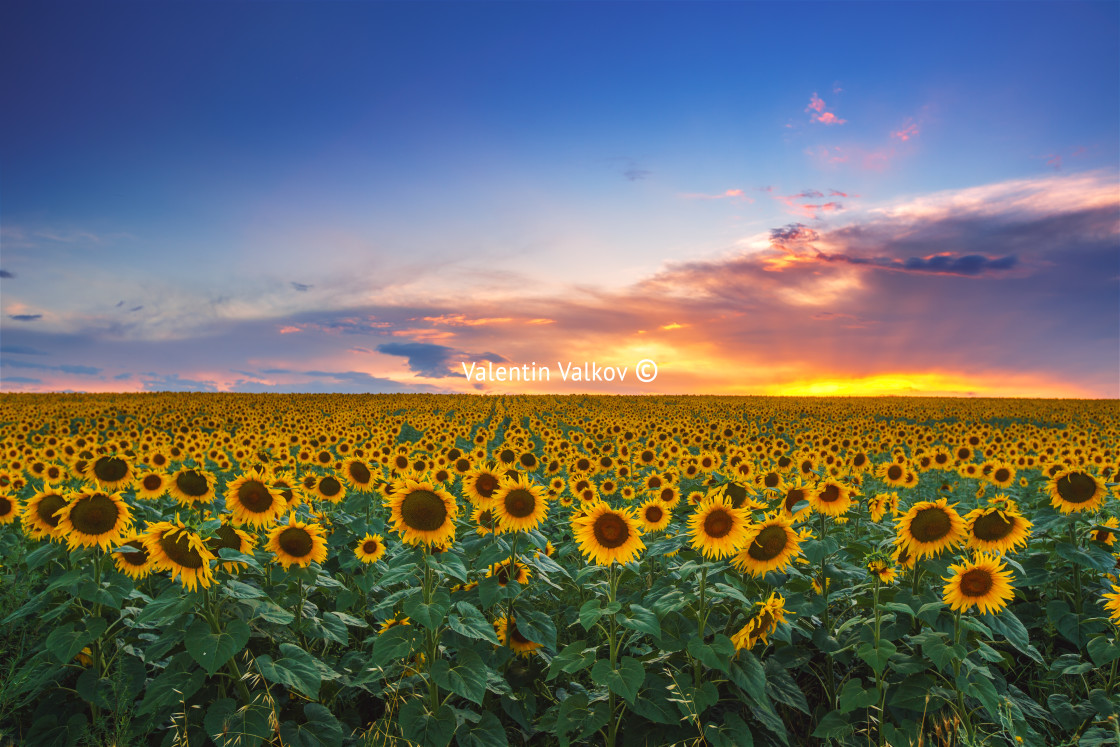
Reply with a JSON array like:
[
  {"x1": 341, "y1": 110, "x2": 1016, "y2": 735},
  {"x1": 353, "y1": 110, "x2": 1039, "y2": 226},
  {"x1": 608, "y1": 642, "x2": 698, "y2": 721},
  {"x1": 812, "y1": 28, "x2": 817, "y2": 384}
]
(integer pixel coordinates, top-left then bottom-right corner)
[
  {"x1": 891, "y1": 121, "x2": 920, "y2": 141},
  {"x1": 278, "y1": 325, "x2": 302, "y2": 334},
  {"x1": 806, "y1": 93, "x2": 846, "y2": 125},
  {"x1": 679, "y1": 188, "x2": 752, "y2": 201}
]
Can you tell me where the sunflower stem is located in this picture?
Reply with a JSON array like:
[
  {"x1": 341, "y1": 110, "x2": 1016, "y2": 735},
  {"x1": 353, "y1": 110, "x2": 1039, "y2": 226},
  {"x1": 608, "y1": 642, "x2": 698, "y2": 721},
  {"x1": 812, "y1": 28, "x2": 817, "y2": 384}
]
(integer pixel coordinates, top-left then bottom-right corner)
[
  {"x1": 873, "y1": 575, "x2": 887, "y2": 747},
  {"x1": 694, "y1": 565, "x2": 709, "y2": 689},
  {"x1": 818, "y1": 512, "x2": 836, "y2": 710},
  {"x1": 423, "y1": 546, "x2": 441, "y2": 711},
  {"x1": 504, "y1": 531, "x2": 520, "y2": 654},
  {"x1": 295, "y1": 578, "x2": 307, "y2": 650},
  {"x1": 1069, "y1": 521, "x2": 1083, "y2": 615},
  {"x1": 605, "y1": 561, "x2": 622, "y2": 747}
]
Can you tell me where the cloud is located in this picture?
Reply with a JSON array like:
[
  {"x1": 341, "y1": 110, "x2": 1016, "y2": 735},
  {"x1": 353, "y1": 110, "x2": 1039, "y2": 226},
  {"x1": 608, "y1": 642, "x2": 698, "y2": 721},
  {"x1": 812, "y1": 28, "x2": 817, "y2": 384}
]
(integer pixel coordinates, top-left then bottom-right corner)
[
  {"x1": 606, "y1": 157, "x2": 651, "y2": 181},
  {"x1": 8, "y1": 314, "x2": 43, "y2": 322},
  {"x1": 624, "y1": 168, "x2": 651, "y2": 181},
  {"x1": 0, "y1": 270, "x2": 13, "y2": 278},
  {"x1": 679, "y1": 188, "x2": 751, "y2": 201},
  {"x1": 3, "y1": 359, "x2": 102, "y2": 375},
  {"x1": 806, "y1": 93, "x2": 846, "y2": 125},
  {"x1": 375, "y1": 342, "x2": 462, "y2": 377},
  {"x1": 114, "y1": 372, "x2": 133, "y2": 380},
  {"x1": 0, "y1": 345, "x2": 48, "y2": 355},
  {"x1": 891, "y1": 120, "x2": 920, "y2": 141},
  {"x1": 291, "y1": 282, "x2": 313, "y2": 292},
  {"x1": 2, "y1": 376, "x2": 40, "y2": 384},
  {"x1": 140, "y1": 372, "x2": 219, "y2": 392}
]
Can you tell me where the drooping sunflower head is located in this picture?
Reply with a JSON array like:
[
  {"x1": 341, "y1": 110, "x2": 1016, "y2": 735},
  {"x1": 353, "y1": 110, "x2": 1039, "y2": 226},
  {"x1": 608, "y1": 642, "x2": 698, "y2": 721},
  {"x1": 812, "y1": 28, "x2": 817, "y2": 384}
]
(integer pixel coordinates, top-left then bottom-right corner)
[
  {"x1": 493, "y1": 477, "x2": 549, "y2": 534},
  {"x1": 354, "y1": 533, "x2": 386, "y2": 564},
  {"x1": 571, "y1": 502, "x2": 645, "y2": 566},
  {"x1": 169, "y1": 467, "x2": 216, "y2": 506},
  {"x1": 85, "y1": 455, "x2": 135, "y2": 490},
  {"x1": 267, "y1": 515, "x2": 329, "y2": 569},
  {"x1": 206, "y1": 519, "x2": 257, "y2": 571},
  {"x1": 732, "y1": 514, "x2": 801, "y2": 577},
  {"x1": 894, "y1": 498, "x2": 966, "y2": 560},
  {"x1": 225, "y1": 470, "x2": 287, "y2": 528},
  {"x1": 486, "y1": 559, "x2": 531, "y2": 587},
  {"x1": 865, "y1": 551, "x2": 897, "y2": 584},
  {"x1": 687, "y1": 497, "x2": 752, "y2": 560},
  {"x1": 638, "y1": 498, "x2": 671, "y2": 533},
  {"x1": 868, "y1": 492, "x2": 900, "y2": 523},
  {"x1": 964, "y1": 502, "x2": 1032, "y2": 555},
  {"x1": 57, "y1": 490, "x2": 132, "y2": 551},
  {"x1": 1091, "y1": 517, "x2": 1120, "y2": 548},
  {"x1": 1047, "y1": 469, "x2": 1108, "y2": 514},
  {"x1": 942, "y1": 554, "x2": 1015, "y2": 615},
  {"x1": 0, "y1": 492, "x2": 18, "y2": 525},
  {"x1": 494, "y1": 615, "x2": 542, "y2": 658},
  {"x1": 143, "y1": 520, "x2": 216, "y2": 592},
  {"x1": 1103, "y1": 584, "x2": 1120, "y2": 628},
  {"x1": 112, "y1": 531, "x2": 152, "y2": 579},
  {"x1": 731, "y1": 592, "x2": 789, "y2": 654},
  {"x1": 22, "y1": 486, "x2": 70, "y2": 541},
  {"x1": 387, "y1": 479, "x2": 458, "y2": 547},
  {"x1": 472, "y1": 504, "x2": 500, "y2": 536},
  {"x1": 776, "y1": 479, "x2": 814, "y2": 521}
]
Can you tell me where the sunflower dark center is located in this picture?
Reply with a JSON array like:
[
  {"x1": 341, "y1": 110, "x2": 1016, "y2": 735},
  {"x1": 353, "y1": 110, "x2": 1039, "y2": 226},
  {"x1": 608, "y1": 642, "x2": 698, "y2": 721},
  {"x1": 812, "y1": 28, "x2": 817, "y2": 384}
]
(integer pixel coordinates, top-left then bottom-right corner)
[
  {"x1": 910, "y1": 507, "x2": 951, "y2": 543},
  {"x1": 959, "y1": 568, "x2": 993, "y2": 597},
  {"x1": 886, "y1": 465, "x2": 903, "y2": 481},
  {"x1": 785, "y1": 489, "x2": 805, "y2": 511},
  {"x1": 362, "y1": 540, "x2": 379, "y2": 554},
  {"x1": 160, "y1": 530, "x2": 205, "y2": 569},
  {"x1": 237, "y1": 480, "x2": 274, "y2": 512},
  {"x1": 748, "y1": 525, "x2": 788, "y2": 561},
  {"x1": 400, "y1": 490, "x2": 449, "y2": 531},
  {"x1": 854, "y1": 454, "x2": 867, "y2": 467},
  {"x1": 36, "y1": 494, "x2": 66, "y2": 528},
  {"x1": 142, "y1": 474, "x2": 162, "y2": 491},
  {"x1": 278, "y1": 527, "x2": 314, "y2": 557},
  {"x1": 659, "y1": 488, "x2": 674, "y2": 502},
  {"x1": 972, "y1": 511, "x2": 1013, "y2": 541},
  {"x1": 319, "y1": 477, "x2": 342, "y2": 497},
  {"x1": 593, "y1": 513, "x2": 629, "y2": 548},
  {"x1": 207, "y1": 524, "x2": 243, "y2": 552},
  {"x1": 993, "y1": 468, "x2": 1011, "y2": 483},
  {"x1": 0, "y1": 496, "x2": 11, "y2": 516},
  {"x1": 349, "y1": 462, "x2": 371, "y2": 484},
  {"x1": 645, "y1": 505, "x2": 664, "y2": 523},
  {"x1": 725, "y1": 483, "x2": 748, "y2": 508},
  {"x1": 504, "y1": 489, "x2": 536, "y2": 518},
  {"x1": 520, "y1": 453, "x2": 537, "y2": 468},
  {"x1": 957, "y1": 448, "x2": 970, "y2": 460},
  {"x1": 93, "y1": 456, "x2": 128, "y2": 482},
  {"x1": 703, "y1": 509, "x2": 733, "y2": 539},
  {"x1": 69, "y1": 493, "x2": 121, "y2": 535},
  {"x1": 763, "y1": 472, "x2": 780, "y2": 488},
  {"x1": 1056, "y1": 472, "x2": 1097, "y2": 504},
  {"x1": 176, "y1": 470, "x2": 210, "y2": 497},
  {"x1": 509, "y1": 621, "x2": 532, "y2": 645},
  {"x1": 476, "y1": 474, "x2": 497, "y2": 498},
  {"x1": 317, "y1": 451, "x2": 332, "y2": 464},
  {"x1": 478, "y1": 509, "x2": 496, "y2": 529},
  {"x1": 818, "y1": 484, "x2": 841, "y2": 503},
  {"x1": 456, "y1": 458, "x2": 471, "y2": 472},
  {"x1": 119, "y1": 539, "x2": 149, "y2": 566}
]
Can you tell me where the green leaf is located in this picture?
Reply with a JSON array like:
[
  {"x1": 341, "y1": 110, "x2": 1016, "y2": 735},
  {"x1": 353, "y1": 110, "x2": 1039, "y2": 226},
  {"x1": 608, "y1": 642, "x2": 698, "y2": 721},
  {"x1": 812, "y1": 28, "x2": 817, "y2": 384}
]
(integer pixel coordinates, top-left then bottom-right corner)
[
  {"x1": 241, "y1": 597, "x2": 295, "y2": 625},
  {"x1": 427, "y1": 552, "x2": 469, "y2": 583},
  {"x1": 222, "y1": 579, "x2": 266, "y2": 600},
  {"x1": 278, "y1": 704, "x2": 344, "y2": 747},
  {"x1": 982, "y1": 610, "x2": 1044, "y2": 664},
  {"x1": 431, "y1": 648, "x2": 488, "y2": 705},
  {"x1": 454, "y1": 710, "x2": 509, "y2": 747},
  {"x1": 727, "y1": 653, "x2": 767, "y2": 701},
  {"x1": 687, "y1": 635, "x2": 735, "y2": 673},
  {"x1": 205, "y1": 697, "x2": 273, "y2": 747},
  {"x1": 138, "y1": 653, "x2": 207, "y2": 716},
  {"x1": 403, "y1": 588, "x2": 451, "y2": 630},
  {"x1": 254, "y1": 643, "x2": 322, "y2": 699},
  {"x1": 25, "y1": 714, "x2": 87, "y2": 747},
  {"x1": 619, "y1": 604, "x2": 661, "y2": 641},
  {"x1": 837, "y1": 678, "x2": 879, "y2": 714},
  {"x1": 1051, "y1": 653, "x2": 1094, "y2": 676},
  {"x1": 448, "y1": 602, "x2": 500, "y2": 644},
  {"x1": 765, "y1": 660, "x2": 809, "y2": 714},
  {"x1": 217, "y1": 547, "x2": 264, "y2": 573},
  {"x1": 45, "y1": 618, "x2": 107, "y2": 665},
  {"x1": 185, "y1": 619, "x2": 251, "y2": 676},
  {"x1": 590, "y1": 656, "x2": 645, "y2": 702},
  {"x1": 513, "y1": 609, "x2": 556, "y2": 649},
  {"x1": 857, "y1": 640, "x2": 897, "y2": 675},
  {"x1": 579, "y1": 599, "x2": 604, "y2": 630},
  {"x1": 813, "y1": 709, "x2": 854, "y2": 739},
  {"x1": 76, "y1": 668, "x2": 112, "y2": 710},
  {"x1": 137, "y1": 592, "x2": 195, "y2": 627},
  {"x1": 547, "y1": 640, "x2": 597, "y2": 680},
  {"x1": 400, "y1": 699, "x2": 456, "y2": 747},
  {"x1": 369, "y1": 623, "x2": 422, "y2": 668},
  {"x1": 307, "y1": 612, "x2": 348, "y2": 645},
  {"x1": 1087, "y1": 635, "x2": 1120, "y2": 667},
  {"x1": 880, "y1": 601, "x2": 915, "y2": 619}
]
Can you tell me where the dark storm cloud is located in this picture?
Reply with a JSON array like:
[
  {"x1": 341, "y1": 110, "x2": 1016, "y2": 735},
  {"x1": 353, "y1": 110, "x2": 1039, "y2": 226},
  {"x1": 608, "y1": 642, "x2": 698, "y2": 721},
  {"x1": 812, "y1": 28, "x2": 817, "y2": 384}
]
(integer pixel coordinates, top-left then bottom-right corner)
[
  {"x1": 375, "y1": 342, "x2": 462, "y2": 377},
  {"x1": 0, "y1": 270, "x2": 14, "y2": 278},
  {"x1": 8, "y1": 314, "x2": 42, "y2": 321},
  {"x1": 3, "y1": 359, "x2": 101, "y2": 375},
  {"x1": 2, "y1": 376, "x2": 40, "y2": 383},
  {"x1": 291, "y1": 282, "x2": 313, "y2": 292},
  {"x1": 0, "y1": 345, "x2": 48, "y2": 355}
]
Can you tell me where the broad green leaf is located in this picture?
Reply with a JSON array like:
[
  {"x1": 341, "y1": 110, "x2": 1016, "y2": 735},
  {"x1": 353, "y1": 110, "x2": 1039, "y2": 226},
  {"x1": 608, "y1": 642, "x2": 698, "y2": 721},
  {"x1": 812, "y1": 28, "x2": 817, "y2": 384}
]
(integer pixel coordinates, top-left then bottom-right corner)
[
  {"x1": 579, "y1": 599, "x2": 604, "y2": 631},
  {"x1": 254, "y1": 644, "x2": 322, "y2": 699},
  {"x1": 400, "y1": 699, "x2": 456, "y2": 747},
  {"x1": 590, "y1": 656, "x2": 644, "y2": 703},
  {"x1": 837, "y1": 678, "x2": 879, "y2": 714},
  {"x1": 547, "y1": 640, "x2": 597, "y2": 680},
  {"x1": 432, "y1": 648, "x2": 488, "y2": 705},
  {"x1": 620, "y1": 604, "x2": 661, "y2": 641},
  {"x1": 982, "y1": 610, "x2": 1044, "y2": 664},
  {"x1": 813, "y1": 709, "x2": 854, "y2": 739},
  {"x1": 185, "y1": 619, "x2": 251, "y2": 676},
  {"x1": 513, "y1": 609, "x2": 556, "y2": 649},
  {"x1": 1087, "y1": 635, "x2": 1120, "y2": 667},
  {"x1": 857, "y1": 640, "x2": 897, "y2": 675},
  {"x1": 278, "y1": 704, "x2": 344, "y2": 747},
  {"x1": 454, "y1": 710, "x2": 509, "y2": 747},
  {"x1": 205, "y1": 697, "x2": 273, "y2": 747},
  {"x1": 369, "y1": 623, "x2": 422, "y2": 668},
  {"x1": 448, "y1": 602, "x2": 500, "y2": 644},
  {"x1": 403, "y1": 588, "x2": 452, "y2": 630}
]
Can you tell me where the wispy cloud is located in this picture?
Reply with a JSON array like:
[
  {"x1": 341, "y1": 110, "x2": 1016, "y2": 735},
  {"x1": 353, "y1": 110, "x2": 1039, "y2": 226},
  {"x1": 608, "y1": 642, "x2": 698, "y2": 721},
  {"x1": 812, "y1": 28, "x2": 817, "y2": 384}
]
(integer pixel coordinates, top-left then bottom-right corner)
[
  {"x1": 291, "y1": 282, "x2": 313, "y2": 291},
  {"x1": 0, "y1": 270, "x2": 13, "y2": 279},
  {"x1": 806, "y1": 93, "x2": 846, "y2": 125},
  {"x1": 8, "y1": 314, "x2": 43, "y2": 322}
]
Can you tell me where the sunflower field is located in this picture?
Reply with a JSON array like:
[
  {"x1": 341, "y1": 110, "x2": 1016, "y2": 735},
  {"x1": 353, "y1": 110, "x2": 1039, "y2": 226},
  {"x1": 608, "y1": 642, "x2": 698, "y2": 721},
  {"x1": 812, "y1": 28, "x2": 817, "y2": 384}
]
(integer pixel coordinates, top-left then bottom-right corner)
[{"x1": 1, "y1": 393, "x2": 1119, "y2": 747}]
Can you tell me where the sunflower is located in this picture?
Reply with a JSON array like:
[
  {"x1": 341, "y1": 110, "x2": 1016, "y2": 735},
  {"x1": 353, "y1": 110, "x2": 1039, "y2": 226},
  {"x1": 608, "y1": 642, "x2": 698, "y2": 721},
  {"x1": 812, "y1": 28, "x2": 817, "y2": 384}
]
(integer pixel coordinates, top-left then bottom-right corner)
[
  {"x1": 964, "y1": 500, "x2": 1032, "y2": 555},
  {"x1": 378, "y1": 613, "x2": 411, "y2": 634},
  {"x1": 808, "y1": 480, "x2": 854, "y2": 518},
  {"x1": 1091, "y1": 517, "x2": 1119, "y2": 548},
  {"x1": 866, "y1": 553, "x2": 897, "y2": 584},
  {"x1": 387, "y1": 478, "x2": 458, "y2": 547},
  {"x1": 312, "y1": 474, "x2": 346, "y2": 504},
  {"x1": 637, "y1": 498, "x2": 671, "y2": 533},
  {"x1": 462, "y1": 466, "x2": 503, "y2": 506},
  {"x1": 895, "y1": 498, "x2": 966, "y2": 560},
  {"x1": 22, "y1": 486, "x2": 69, "y2": 541},
  {"x1": 206, "y1": 518, "x2": 257, "y2": 571},
  {"x1": 730, "y1": 593, "x2": 789, "y2": 653},
  {"x1": 0, "y1": 493, "x2": 18, "y2": 525},
  {"x1": 1047, "y1": 469, "x2": 1108, "y2": 514},
  {"x1": 168, "y1": 467, "x2": 216, "y2": 506},
  {"x1": 472, "y1": 505, "x2": 500, "y2": 535},
  {"x1": 84, "y1": 455, "x2": 135, "y2": 490},
  {"x1": 112, "y1": 531, "x2": 152, "y2": 579},
  {"x1": 877, "y1": 461, "x2": 908, "y2": 488},
  {"x1": 571, "y1": 502, "x2": 645, "y2": 566},
  {"x1": 143, "y1": 520, "x2": 216, "y2": 592},
  {"x1": 687, "y1": 497, "x2": 752, "y2": 560},
  {"x1": 355, "y1": 533, "x2": 386, "y2": 564},
  {"x1": 492, "y1": 476, "x2": 549, "y2": 534},
  {"x1": 135, "y1": 470, "x2": 169, "y2": 500},
  {"x1": 486, "y1": 559, "x2": 531, "y2": 587},
  {"x1": 267, "y1": 515, "x2": 329, "y2": 568},
  {"x1": 868, "y1": 492, "x2": 900, "y2": 523},
  {"x1": 1104, "y1": 584, "x2": 1120, "y2": 627},
  {"x1": 985, "y1": 461, "x2": 1016, "y2": 488},
  {"x1": 892, "y1": 543, "x2": 915, "y2": 571},
  {"x1": 494, "y1": 615, "x2": 542, "y2": 658},
  {"x1": 56, "y1": 490, "x2": 132, "y2": 551},
  {"x1": 776, "y1": 479, "x2": 814, "y2": 521},
  {"x1": 942, "y1": 554, "x2": 1015, "y2": 615},
  {"x1": 732, "y1": 514, "x2": 801, "y2": 577},
  {"x1": 225, "y1": 470, "x2": 287, "y2": 528}
]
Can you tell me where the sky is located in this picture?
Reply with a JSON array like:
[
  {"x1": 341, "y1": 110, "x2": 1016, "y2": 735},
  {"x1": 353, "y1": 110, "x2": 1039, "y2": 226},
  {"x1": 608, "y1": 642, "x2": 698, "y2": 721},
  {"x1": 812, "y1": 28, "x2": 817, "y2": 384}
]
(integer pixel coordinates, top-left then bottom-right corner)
[{"x1": 1, "y1": 0, "x2": 1118, "y2": 397}]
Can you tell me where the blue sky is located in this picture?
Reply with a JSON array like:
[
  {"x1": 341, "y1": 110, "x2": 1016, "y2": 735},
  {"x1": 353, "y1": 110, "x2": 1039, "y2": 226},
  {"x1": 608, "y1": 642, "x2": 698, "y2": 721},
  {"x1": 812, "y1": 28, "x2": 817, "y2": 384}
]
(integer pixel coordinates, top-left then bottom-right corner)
[{"x1": 2, "y1": 1, "x2": 1117, "y2": 396}]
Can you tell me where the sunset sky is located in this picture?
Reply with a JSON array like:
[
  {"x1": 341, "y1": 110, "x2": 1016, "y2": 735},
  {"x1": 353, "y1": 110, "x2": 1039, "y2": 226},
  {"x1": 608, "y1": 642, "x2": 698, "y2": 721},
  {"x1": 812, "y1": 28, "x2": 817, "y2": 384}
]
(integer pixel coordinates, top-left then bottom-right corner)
[{"x1": 1, "y1": 1, "x2": 1118, "y2": 397}]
